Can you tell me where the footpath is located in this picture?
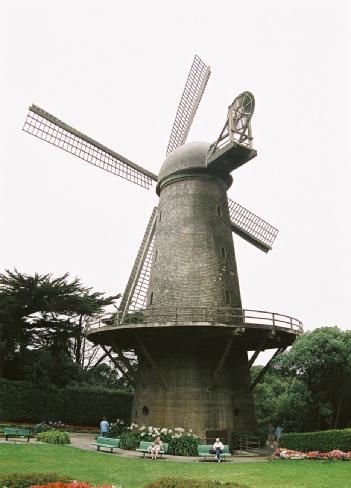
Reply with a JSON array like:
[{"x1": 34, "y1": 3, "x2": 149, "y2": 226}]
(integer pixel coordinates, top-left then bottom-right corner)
[{"x1": 69, "y1": 433, "x2": 270, "y2": 463}]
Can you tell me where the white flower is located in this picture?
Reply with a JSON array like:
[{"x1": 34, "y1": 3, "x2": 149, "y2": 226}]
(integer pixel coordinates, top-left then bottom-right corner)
[
  {"x1": 168, "y1": 429, "x2": 173, "y2": 434},
  {"x1": 148, "y1": 426, "x2": 153, "y2": 432},
  {"x1": 188, "y1": 429, "x2": 192, "y2": 433},
  {"x1": 141, "y1": 432, "x2": 145, "y2": 437}
]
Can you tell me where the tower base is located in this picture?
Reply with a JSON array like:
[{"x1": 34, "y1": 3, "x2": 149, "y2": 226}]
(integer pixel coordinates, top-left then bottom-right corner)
[{"x1": 132, "y1": 333, "x2": 257, "y2": 440}]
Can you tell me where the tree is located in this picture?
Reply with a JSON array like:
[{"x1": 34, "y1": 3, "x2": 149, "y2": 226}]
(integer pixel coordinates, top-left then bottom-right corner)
[
  {"x1": 0, "y1": 269, "x2": 119, "y2": 383},
  {"x1": 273, "y1": 327, "x2": 351, "y2": 429},
  {"x1": 252, "y1": 366, "x2": 313, "y2": 434}
]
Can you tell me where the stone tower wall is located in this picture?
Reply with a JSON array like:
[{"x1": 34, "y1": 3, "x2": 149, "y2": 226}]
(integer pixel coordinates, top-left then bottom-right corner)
[{"x1": 147, "y1": 176, "x2": 242, "y2": 311}]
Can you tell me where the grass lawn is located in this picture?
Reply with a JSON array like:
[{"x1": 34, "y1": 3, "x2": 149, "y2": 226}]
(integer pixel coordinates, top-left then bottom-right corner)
[{"x1": 0, "y1": 444, "x2": 350, "y2": 488}]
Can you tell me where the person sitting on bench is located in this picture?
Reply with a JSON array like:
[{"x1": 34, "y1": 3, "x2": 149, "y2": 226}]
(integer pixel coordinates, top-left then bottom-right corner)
[
  {"x1": 149, "y1": 436, "x2": 163, "y2": 459},
  {"x1": 212, "y1": 437, "x2": 224, "y2": 462}
]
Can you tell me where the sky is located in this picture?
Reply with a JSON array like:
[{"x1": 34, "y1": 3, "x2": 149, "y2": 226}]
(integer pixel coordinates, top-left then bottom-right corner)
[{"x1": 1, "y1": 0, "x2": 350, "y2": 365}]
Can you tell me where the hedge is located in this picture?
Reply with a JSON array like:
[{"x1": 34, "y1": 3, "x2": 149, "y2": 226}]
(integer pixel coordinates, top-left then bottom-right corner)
[
  {"x1": 144, "y1": 479, "x2": 250, "y2": 488},
  {"x1": 0, "y1": 473, "x2": 70, "y2": 488},
  {"x1": 0, "y1": 379, "x2": 133, "y2": 426},
  {"x1": 282, "y1": 429, "x2": 351, "y2": 452}
]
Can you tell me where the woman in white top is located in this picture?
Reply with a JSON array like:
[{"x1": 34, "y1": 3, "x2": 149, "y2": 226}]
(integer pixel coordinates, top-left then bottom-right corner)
[
  {"x1": 150, "y1": 436, "x2": 164, "y2": 459},
  {"x1": 212, "y1": 437, "x2": 224, "y2": 462}
]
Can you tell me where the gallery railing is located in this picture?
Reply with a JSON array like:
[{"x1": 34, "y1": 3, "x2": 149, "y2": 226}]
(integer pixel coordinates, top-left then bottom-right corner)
[{"x1": 88, "y1": 307, "x2": 303, "y2": 334}]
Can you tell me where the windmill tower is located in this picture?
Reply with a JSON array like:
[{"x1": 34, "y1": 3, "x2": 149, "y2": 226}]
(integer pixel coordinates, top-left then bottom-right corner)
[{"x1": 23, "y1": 55, "x2": 303, "y2": 441}]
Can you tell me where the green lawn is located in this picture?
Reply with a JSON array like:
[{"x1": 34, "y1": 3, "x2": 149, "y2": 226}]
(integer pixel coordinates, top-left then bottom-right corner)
[{"x1": 0, "y1": 444, "x2": 350, "y2": 488}]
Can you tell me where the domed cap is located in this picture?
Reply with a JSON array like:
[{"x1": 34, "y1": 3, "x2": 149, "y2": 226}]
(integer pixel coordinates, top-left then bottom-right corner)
[{"x1": 158, "y1": 141, "x2": 210, "y2": 184}]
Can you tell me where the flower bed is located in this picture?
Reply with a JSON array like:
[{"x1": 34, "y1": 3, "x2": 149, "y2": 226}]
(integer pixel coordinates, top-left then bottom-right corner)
[
  {"x1": 274, "y1": 447, "x2": 351, "y2": 460},
  {"x1": 29, "y1": 483, "x2": 115, "y2": 488},
  {"x1": 109, "y1": 422, "x2": 199, "y2": 456}
]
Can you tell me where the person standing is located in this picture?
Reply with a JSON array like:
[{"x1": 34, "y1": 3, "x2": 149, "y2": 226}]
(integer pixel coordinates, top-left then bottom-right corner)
[
  {"x1": 275, "y1": 425, "x2": 283, "y2": 444},
  {"x1": 100, "y1": 417, "x2": 109, "y2": 437},
  {"x1": 267, "y1": 423, "x2": 275, "y2": 448},
  {"x1": 212, "y1": 437, "x2": 224, "y2": 462}
]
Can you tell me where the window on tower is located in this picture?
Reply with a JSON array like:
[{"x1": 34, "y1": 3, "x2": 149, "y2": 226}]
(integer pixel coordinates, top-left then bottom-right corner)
[
  {"x1": 150, "y1": 292, "x2": 154, "y2": 306},
  {"x1": 220, "y1": 247, "x2": 226, "y2": 258},
  {"x1": 225, "y1": 290, "x2": 230, "y2": 304},
  {"x1": 216, "y1": 206, "x2": 221, "y2": 217}
]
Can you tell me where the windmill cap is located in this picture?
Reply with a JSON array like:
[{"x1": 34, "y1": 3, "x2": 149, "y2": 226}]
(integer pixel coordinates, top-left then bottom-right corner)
[{"x1": 157, "y1": 141, "x2": 232, "y2": 194}]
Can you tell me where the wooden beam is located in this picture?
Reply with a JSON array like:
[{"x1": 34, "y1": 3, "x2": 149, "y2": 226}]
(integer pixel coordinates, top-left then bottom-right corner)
[
  {"x1": 248, "y1": 336, "x2": 269, "y2": 369},
  {"x1": 134, "y1": 334, "x2": 169, "y2": 391},
  {"x1": 110, "y1": 340, "x2": 137, "y2": 380},
  {"x1": 100, "y1": 345, "x2": 134, "y2": 385},
  {"x1": 208, "y1": 336, "x2": 234, "y2": 390},
  {"x1": 250, "y1": 347, "x2": 286, "y2": 390}
]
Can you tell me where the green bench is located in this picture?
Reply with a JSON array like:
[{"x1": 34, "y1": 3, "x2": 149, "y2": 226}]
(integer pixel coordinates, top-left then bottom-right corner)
[
  {"x1": 136, "y1": 440, "x2": 169, "y2": 458},
  {"x1": 197, "y1": 444, "x2": 231, "y2": 461},
  {"x1": 91, "y1": 436, "x2": 120, "y2": 453},
  {"x1": 3, "y1": 428, "x2": 31, "y2": 442}
]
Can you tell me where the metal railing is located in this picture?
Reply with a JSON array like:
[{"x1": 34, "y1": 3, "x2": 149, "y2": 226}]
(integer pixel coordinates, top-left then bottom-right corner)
[
  {"x1": 88, "y1": 307, "x2": 303, "y2": 334},
  {"x1": 238, "y1": 434, "x2": 261, "y2": 454}
]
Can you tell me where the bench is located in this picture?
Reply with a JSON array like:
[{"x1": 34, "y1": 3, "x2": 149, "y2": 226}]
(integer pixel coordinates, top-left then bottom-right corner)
[
  {"x1": 3, "y1": 428, "x2": 31, "y2": 442},
  {"x1": 136, "y1": 440, "x2": 169, "y2": 458},
  {"x1": 91, "y1": 436, "x2": 120, "y2": 453},
  {"x1": 197, "y1": 444, "x2": 231, "y2": 461}
]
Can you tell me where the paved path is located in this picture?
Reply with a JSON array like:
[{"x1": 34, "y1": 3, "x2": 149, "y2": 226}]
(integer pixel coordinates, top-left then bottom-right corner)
[{"x1": 69, "y1": 433, "x2": 270, "y2": 463}]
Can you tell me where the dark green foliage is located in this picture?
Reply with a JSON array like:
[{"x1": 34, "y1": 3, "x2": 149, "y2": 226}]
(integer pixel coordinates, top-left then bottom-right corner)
[
  {"x1": 273, "y1": 327, "x2": 351, "y2": 430},
  {"x1": 253, "y1": 327, "x2": 351, "y2": 433},
  {"x1": 37, "y1": 430, "x2": 70, "y2": 444},
  {"x1": 281, "y1": 429, "x2": 351, "y2": 452},
  {"x1": 167, "y1": 436, "x2": 199, "y2": 456},
  {"x1": 0, "y1": 473, "x2": 70, "y2": 488},
  {"x1": 0, "y1": 269, "x2": 118, "y2": 382},
  {"x1": 144, "y1": 479, "x2": 250, "y2": 488},
  {"x1": 119, "y1": 431, "x2": 141, "y2": 450},
  {"x1": 0, "y1": 379, "x2": 132, "y2": 425}
]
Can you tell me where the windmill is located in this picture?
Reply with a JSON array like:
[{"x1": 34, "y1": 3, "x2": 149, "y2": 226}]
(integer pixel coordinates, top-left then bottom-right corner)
[{"x1": 23, "y1": 55, "x2": 302, "y2": 440}]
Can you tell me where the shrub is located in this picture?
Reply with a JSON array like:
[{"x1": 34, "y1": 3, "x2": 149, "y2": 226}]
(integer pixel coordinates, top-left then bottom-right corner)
[
  {"x1": 108, "y1": 418, "x2": 127, "y2": 438},
  {"x1": 37, "y1": 430, "x2": 70, "y2": 445},
  {"x1": 0, "y1": 472, "x2": 69, "y2": 488},
  {"x1": 29, "y1": 483, "x2": 115, "y2": 488},
  {"x1": 125, "y1": 424, "x2": 198, "y2": 455},
  {"x1": 282, "y1": 429, "x2": 351, "y2": 452},
  {"x1": 144, "y1": 479, "x2": 250, "y2": 488},
  {"x1": 119, "y1": 431, "x2": 141, "y2": 450},
  {"x1": 0, "y1": 379, "x2": 132, "y2": 426},
  {"x1": 167, "y1": 436, "x2": 198, "y2": 457}
]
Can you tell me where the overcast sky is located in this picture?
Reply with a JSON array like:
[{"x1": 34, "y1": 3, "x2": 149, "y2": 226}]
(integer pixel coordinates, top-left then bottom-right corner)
[{"x1": 1, "y1": 0, "x2": 350, "y2": 364}]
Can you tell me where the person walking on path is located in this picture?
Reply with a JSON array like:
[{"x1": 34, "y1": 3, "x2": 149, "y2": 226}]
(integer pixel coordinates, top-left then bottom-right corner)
[
  {"x1": 100, "y1": 418, "x2": 109, "y2": 437},
  {"x1": 212, "y1": 437, "x2": 224, "y2": 462}
]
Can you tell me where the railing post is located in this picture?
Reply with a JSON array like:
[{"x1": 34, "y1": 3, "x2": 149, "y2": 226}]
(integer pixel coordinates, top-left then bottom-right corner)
[{"x1": 175, "y1": 307, "x2": 178, "y2": 324}]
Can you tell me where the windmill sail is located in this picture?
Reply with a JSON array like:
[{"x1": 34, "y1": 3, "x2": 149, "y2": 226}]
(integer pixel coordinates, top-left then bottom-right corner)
[
  {"x1": 23, "y1": 105, "x2": 157, "y2": 189},
  {"x1": 228, "y1": 198, "x2": 278, "y2": 252},
  {"x1": 118, "y1": 208, "x2": 157, "y2": 323},
  {"x1": 166, "y1": 55, "x2": 211, "y2": 156}
]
